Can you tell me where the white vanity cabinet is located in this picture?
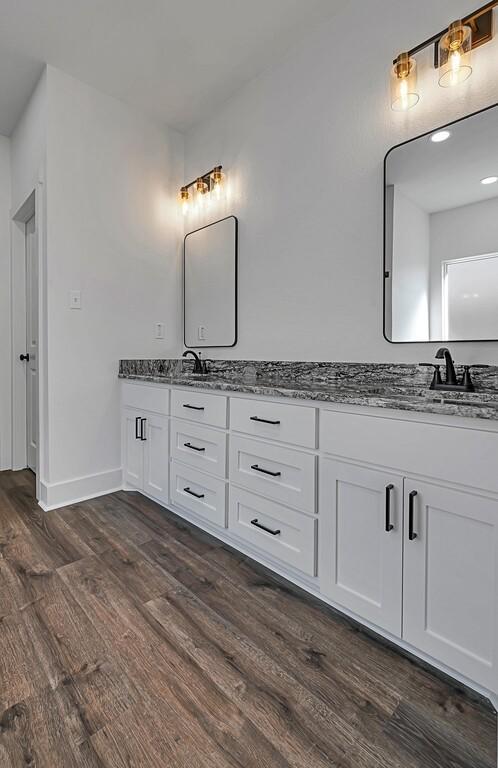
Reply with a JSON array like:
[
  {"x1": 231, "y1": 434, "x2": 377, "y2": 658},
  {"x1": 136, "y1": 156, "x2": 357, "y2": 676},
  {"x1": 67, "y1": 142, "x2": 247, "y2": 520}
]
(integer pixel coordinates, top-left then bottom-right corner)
[
  {"x1": 120, "y1": 380, "x2": 498, "y2": 700},
  {"x1": 319, "y1": 460, "x2": 404, "y2": 636},
  {"x1": 121, "y1": 383, "x2": 169, "y2": 505}
]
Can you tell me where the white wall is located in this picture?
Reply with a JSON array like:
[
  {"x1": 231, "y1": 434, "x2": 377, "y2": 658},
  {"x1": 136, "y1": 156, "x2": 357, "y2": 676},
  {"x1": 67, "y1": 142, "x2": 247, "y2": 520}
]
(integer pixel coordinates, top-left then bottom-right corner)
[
  {"x1": 10, "y1": 71, "x2": 47, "y2": 213},
  {"x1": 0, "y1": 137, "x2": 11, "y2": 469},
  {"x1": 391, "y1": 188, "x2": 429, "y2": 342},
  {"x1": 430, "y1": 197, "x2": 498, "y2": 339},
  {"x1": 183, "y1": 0, "x2": 498, "y2": 363},
  {"x1": 44, "y1": 67, "x2": 183, "y2": 494}
]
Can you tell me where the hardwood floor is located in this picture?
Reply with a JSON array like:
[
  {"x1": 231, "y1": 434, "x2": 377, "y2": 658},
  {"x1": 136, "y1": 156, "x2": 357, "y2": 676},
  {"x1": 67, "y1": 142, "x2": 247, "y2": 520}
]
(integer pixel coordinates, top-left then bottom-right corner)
[{"x1": 0, "y1": 469, "x2": 496, "y2": 767}]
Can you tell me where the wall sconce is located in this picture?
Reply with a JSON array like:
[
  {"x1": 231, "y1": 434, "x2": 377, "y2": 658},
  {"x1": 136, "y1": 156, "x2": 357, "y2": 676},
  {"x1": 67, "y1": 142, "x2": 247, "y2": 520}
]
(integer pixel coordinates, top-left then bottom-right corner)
[
  {"x1": 391, "y1": 1, "x2": 496, "y2": 110},
  {"x1": 179, "y1": 165, "x2": 224, "y2": 215}
]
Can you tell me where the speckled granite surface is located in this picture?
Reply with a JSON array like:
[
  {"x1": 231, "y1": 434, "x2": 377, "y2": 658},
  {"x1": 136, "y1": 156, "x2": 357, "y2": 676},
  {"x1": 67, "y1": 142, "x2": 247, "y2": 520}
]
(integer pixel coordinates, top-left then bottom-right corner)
[{"x1": 119, "y1": 359, "x2": 498, "y2": 421}]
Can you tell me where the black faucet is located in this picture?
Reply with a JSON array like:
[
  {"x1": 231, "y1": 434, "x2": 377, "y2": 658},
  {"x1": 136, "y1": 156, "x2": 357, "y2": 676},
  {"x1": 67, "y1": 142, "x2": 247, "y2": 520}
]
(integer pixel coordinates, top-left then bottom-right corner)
[
  {"x1": 182, "y1": 350, "x2": 208, "y2": 375},
  {"x1": 435, "y1": 347, "x2": 457, "y2": 386},
  {"x1": 420, "y1": 348, "x2": 489, "y2": 393}
]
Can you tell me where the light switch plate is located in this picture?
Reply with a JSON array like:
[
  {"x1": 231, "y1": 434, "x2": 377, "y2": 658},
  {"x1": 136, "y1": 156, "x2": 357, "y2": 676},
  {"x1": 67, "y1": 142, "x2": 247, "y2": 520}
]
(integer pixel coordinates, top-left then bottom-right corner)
[
  {"x1": 70, "y1": 290, "x2": 81, "y2": 309},
  {"x1": 155, "y1": 322, "x2": 165, "y2": 339}
]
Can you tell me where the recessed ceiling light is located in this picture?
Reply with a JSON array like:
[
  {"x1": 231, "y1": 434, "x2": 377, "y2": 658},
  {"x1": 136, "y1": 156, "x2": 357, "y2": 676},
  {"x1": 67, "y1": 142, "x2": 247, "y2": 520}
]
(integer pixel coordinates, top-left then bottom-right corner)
[
  {"x1": 431, "y1": 130, "x2": 451, "y2": 143},
  {"x1": 481, "y1": 176, "x2": 498, "y2": 185}
]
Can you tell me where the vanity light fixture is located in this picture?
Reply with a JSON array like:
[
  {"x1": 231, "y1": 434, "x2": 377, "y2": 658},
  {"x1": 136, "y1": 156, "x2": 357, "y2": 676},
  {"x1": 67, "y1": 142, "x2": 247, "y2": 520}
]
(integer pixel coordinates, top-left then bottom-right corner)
[
  {"x1": 481, "y1": 175, "x2": 498, "y2": 184},
  {"x1": 431, "y1": 130, "x2": 452, "y2": 143},
  {"x1": 178, "y1": 165, "x2": 224, "y2": 214},
  {"x1": 391, "y1": 1, "x2": 496, "y2": 109}
]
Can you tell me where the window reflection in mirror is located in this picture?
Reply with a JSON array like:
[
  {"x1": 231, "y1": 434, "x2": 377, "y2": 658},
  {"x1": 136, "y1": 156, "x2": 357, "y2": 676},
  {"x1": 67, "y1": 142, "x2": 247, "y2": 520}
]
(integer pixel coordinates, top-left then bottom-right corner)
[{"x1": 384, "y1": 104, "x2": 498, "y2": 342}]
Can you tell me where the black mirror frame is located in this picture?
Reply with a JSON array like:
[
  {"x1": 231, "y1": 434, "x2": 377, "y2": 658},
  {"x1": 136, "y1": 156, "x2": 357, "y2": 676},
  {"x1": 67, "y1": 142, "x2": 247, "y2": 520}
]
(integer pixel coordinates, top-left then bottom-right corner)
[
  {"x1": 383, "y1": 101, "x2": 498, "y2": 344},
  {"x1": 183, "y1": 214, "x2": 238, "y2": 349}
]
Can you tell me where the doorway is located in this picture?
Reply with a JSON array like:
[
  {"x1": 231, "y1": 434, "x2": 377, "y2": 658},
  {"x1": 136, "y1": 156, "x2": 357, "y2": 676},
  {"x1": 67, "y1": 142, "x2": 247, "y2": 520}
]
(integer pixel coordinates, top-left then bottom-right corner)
[
  {"x1": 11, "y1": 190, "x2": 40, "y2": 481},
  {"x1": 24, "y1": 214, "x2": 38, "y2": 472}
]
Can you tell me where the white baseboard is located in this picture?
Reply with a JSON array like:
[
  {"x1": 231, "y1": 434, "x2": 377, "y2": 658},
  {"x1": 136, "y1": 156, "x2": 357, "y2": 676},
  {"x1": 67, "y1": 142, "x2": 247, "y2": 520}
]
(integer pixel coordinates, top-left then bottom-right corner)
[{"x1": 38, "y1": 468, "x2": 123, "y2": 511}]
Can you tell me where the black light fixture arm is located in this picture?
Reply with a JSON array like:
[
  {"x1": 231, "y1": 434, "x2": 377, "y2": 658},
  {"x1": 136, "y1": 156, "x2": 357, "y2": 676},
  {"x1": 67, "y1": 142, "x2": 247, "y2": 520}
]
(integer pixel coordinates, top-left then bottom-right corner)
[{"x1": 392, "y1": 1, "x2": 497, "y2": 65}]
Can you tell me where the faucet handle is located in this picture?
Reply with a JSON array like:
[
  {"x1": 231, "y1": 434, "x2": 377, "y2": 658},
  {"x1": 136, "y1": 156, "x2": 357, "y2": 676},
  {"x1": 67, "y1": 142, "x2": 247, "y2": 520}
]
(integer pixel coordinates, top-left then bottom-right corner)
[{"x1": 419, "y1": 363, "x2": 442, "y2": 389}]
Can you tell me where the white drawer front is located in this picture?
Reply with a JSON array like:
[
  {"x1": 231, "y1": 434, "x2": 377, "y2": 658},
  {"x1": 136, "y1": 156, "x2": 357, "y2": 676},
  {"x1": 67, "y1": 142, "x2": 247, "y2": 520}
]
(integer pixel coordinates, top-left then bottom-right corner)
[
  {"x1": 229, "y1": 487, "x2": 316, "y2": 576},
  {"x1": 170, "y1": 461, "x2": 227, "y2": 528},
  {"x1": 230, "y1": 435, "x2": 316, "y2": 513},
  {"x1": 171, "y1": 389, "x2": 227, "y2": 428},
  {"x1": 230, "y1": 397, "x2": 316, "y2": 448},
  {"x1": 319, "y1": 408, "x2": 498, "y2": 494},
  {"x1": 122, "y1": 382, "x2": 169, "y2": 415},
  {"x1": 170, "y1": 420, "x2": 227, "y2": 478}
]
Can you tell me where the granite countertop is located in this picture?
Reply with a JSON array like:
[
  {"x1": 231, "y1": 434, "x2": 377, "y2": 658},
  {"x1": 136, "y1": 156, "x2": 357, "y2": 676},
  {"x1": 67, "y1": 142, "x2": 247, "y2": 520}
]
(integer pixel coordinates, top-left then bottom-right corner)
[{"x1": 118, "y1": 371, "x2": 498, "y2": 421}]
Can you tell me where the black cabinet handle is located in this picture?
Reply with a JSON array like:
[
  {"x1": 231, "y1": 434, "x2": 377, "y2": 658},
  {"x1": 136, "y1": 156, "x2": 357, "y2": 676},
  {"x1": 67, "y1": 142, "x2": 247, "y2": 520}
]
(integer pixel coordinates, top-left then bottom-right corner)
[
  {"x1": 135, "y1": 416, "x2": 141, "y2": 440},
  {"x1": 251, "y1": 518, "x2": 281, "y2": 536},
  {"x1": 140, "y1": 418, "x2": 147, "y2": 440},
  {"x1": 409, "y1": 490, "x2": 418, "y2": 541},
  {"x1": 250, "y1": 464, "x2": 281, "y2": 477},
  {"x1": 184, "y1": 487, "x2": 205, "y2": 499},
  {"x1": 250, "y1": 416, "x2": 281, "y2": 425},
  {"x1": 184, "y1": 442, "x2": 205, "y2": 452},
  {"x1": 385, "y1": 484, "x2": 394, "y2": 532},
  {"x1": 183, "y1": 404, "x2": 204, "y2": 411},
  {"x1": 20, "y1": 353, "x2": 30, "y2": 362}
]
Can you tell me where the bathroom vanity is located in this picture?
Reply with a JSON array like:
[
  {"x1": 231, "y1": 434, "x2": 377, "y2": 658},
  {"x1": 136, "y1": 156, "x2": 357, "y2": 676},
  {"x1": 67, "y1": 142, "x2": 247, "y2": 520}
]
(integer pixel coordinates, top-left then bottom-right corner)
[{"x1": 119, "y1": 359, "x2": 498, "y2": 704}]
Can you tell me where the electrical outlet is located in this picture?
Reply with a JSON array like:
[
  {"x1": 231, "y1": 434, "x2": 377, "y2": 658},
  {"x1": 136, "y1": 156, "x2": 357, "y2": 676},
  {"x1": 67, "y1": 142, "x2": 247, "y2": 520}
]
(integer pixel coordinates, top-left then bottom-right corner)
[
  {"x1": 155, "y1": 322, "x2": 165, "y2": 339},
  {"x1": 70, "y1": 290, "x2": 81, "y2": 309},
  {"x1": 198, "y1": 325, "x2": 206, "y2": 341}
]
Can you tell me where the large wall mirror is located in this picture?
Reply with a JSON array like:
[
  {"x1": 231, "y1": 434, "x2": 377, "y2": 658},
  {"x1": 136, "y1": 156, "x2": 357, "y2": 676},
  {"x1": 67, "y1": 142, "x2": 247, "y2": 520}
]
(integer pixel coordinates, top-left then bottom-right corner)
[
  {"x1": 184, "y1": 215, "x2": 238, "y2": 348},
  {"x1": 384, "y1": 103, "x2": 498, "y2": 343}
]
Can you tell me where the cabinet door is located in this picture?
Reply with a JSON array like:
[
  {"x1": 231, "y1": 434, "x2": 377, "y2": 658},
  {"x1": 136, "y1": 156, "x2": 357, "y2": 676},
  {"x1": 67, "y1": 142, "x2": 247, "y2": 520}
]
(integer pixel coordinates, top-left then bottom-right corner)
[
  {"x1": 319, "y1": 459, "x2": 403, "y2": 637},
  {"x1": 403, "y1": 480, "x2": 498, "y2": 693},
  {"x1": 142, "y1": 413, "x2": 169, "y2": 504},
  {"x1": 122, "y1": 408, "x2": 144, "y2": 490}
]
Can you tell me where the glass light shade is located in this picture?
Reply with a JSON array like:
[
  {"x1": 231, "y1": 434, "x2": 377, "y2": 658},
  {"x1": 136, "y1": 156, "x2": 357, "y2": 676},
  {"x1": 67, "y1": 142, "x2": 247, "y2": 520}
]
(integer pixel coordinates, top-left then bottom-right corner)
[
  {"x1": 196, "y1": 177, "x2": 209, "y2": 194},
  {"x1": 212, "y1": 166, "x2": 223, "y2": 198},
  {"x1": 391, "y1": 53, "x2": 419, "y2": 111},
  {"x1": 180, "y1": 186, "x2": 190, "y2": 215},
  {"x1": 438, "y1": 20, "x2": 472, "y2": 88}
]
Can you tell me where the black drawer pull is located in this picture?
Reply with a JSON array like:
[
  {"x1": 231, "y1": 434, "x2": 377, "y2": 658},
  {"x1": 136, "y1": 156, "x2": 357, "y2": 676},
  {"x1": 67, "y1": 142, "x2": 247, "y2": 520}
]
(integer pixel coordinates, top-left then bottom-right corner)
[
  {"x1": 251, "y1": 518, "x2": 281, "y2": 536},
  {"x1": 184, "y1": 442, "x2": 205, "y2": 452},
  {"x1": 409, "y1": 490, "x2": 418, "y2": 541},
  {"x1": 184, "y1": 487, "x2": 205, "y2": 499},
  {"x1": 135, "y1": 416, "x2": 141, "y2": 440},
  {"x1": 250, "y1": 416, "x2": 281, "y2": 425},
  {"x1": 385, "y1": 484, "x2": 394, "y2": 532},
  {"x1": 250, "y1": 464, "x2": 281, "y2": 477},
  {"x1": 183, "y1": 404, "x2": 205, "y2": 411},
  {"x1": 140, "y1": 418, "x2": 147, "y2": 441}
]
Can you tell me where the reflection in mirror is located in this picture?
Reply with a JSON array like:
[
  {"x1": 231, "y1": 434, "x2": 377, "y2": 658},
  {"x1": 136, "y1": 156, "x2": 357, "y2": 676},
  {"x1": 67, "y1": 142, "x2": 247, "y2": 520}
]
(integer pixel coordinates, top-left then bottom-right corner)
[
  {"x1": 184, "y1": 216, "x2": 238, "y2": 348},
  {"x1": 384, "y1": 104, "x2": 498, "y2": 342}
]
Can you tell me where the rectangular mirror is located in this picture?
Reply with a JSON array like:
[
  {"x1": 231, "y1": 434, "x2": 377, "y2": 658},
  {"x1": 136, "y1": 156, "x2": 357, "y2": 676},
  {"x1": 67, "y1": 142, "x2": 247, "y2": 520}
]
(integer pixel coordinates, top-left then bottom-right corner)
[
  {"x1": 184, "y1": 215, "x2": 238, "y2": 348},
  {"x1": 384, "y1": 103, "x2": 498, "y2": 343}
]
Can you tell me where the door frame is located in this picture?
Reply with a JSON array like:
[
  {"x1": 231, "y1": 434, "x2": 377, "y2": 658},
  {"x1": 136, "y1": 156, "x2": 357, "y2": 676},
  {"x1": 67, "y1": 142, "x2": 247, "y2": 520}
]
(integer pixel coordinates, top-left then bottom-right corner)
[{"x1": 11, "y1": 173, "x2": 47, "y2": 501}]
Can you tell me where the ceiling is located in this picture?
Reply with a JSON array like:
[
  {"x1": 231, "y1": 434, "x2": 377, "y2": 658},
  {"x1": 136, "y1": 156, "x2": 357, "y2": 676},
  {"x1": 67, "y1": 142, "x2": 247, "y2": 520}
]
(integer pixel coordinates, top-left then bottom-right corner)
[
  {"x1": 387, "y1": 105, "x2": 498, "y2": 213},
  {"x1": 0, "y1": 0, "x2": 345, "y2": 137}
]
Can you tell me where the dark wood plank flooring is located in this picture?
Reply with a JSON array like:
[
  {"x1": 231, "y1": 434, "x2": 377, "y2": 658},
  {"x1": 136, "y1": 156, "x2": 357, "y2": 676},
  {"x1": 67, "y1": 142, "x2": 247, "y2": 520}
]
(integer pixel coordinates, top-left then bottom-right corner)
[{"x1": 0, "y1": 469, "x2": 496, "y2": 767}]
